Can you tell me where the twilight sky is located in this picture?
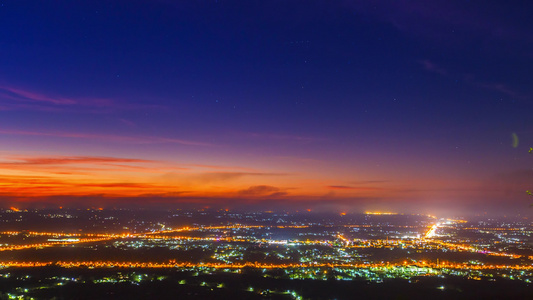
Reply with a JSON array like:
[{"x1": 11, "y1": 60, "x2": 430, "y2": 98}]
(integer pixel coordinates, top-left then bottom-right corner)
[{"x1": 0, "y1": 0, "x2": 532, "y2": 215}]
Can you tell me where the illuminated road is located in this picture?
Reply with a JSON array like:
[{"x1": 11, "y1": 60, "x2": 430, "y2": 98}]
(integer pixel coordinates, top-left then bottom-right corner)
[
  {"x1": 0, "y1": 261, "x2": 532, "y2": 272},
  {"x1": 424, "y1": 223, "x2": 439, "y2": 238}
]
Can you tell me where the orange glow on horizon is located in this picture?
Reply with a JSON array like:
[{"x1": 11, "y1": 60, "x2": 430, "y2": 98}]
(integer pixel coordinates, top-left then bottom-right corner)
[{"x1": 0, "y1": 152, "x2": 477, "y2": 208}]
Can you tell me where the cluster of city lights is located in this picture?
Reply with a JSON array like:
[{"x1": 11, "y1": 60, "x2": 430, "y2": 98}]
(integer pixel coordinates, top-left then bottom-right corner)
[{"x1": 0, "y1": 219, "x2": 529, "y2": 274}]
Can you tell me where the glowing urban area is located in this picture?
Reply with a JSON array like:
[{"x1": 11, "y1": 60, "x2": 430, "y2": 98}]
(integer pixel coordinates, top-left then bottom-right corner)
[{"x1": 0, "y1": 208, "x2": 532, "y2": 299}]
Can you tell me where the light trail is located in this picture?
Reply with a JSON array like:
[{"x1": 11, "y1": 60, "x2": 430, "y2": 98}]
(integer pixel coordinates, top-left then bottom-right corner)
[
  {"x1": 424, "y1": 223, "x2": 439, "y2": 238},
  {"x1": 0, "y1": 261, "x2": 532, "y2": 271},
  {"x1": 0, "y1": 237, "x2": 117, "y2": 251},
  {"x1": 424, "y1": 239, "x2": 522, "y2": 259},
  {"x1": 337, "y1": 234, "x2": 350, "y2": 246},
  {"x1": 146, "y1": 224, "x2": 310, "y2": 236}
]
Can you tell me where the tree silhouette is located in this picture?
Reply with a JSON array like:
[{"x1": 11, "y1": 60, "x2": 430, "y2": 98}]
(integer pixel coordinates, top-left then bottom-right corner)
[{"x1": 528, "y1": 148, "x2": 533, "y2": 198}]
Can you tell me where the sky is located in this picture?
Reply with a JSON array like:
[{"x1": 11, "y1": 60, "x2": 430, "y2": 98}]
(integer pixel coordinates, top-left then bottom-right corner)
[{"x1": 0, "y1": 0, "x2": 532, "y2": 216}]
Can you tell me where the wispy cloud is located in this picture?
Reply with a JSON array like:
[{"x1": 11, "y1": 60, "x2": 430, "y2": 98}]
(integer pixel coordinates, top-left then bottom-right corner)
[
  {"x1": 275, "y1": 156, "x2": 323, "y2": 164},
  {"x1": 0, "y1": 155, "x2": 169, "y2": 176},
  {"x1": 193, "y1": 171, "x2": 288, "y2": 184},
  {"x1": 119, "y1": 118, "x2": 136, "y2": 127},
  {"x1": 344, "y1": 1, "x2": 533, "y2": 46},
  {"x1": 0, "y1": 129, "x2": 212, "y2": 146},
  {"x1": 0, "y1": 174, "x2": 180, "y2": 198},
  {"x1": 473, "y1": 82, "x2": 522, "y2": 98},
  {"x1": 243, "y1": 132, "x2": 325, "y2": 143},
  {"x1": 350, "y1": 180, "x2": 390, "y2": 185},
  {"x1": 77, "y1": 182, "x2": 174, "y2": 189},
  {"x1": 1, "y1": 156, "x2": 155, "y2": 166},
  {"x1": 237, "y1": 185, "x2": 288, "y2": 198},
  {"x1": 0, "y1": 85, "x2": 117, "y2": 109},
  {"x1": 418, "y1": 59, "x2": 525, "y2": 99},
  {"x1": 0, "y1": 85, "x2": 163, "y2": 112},
  {"x1": 0, "y1": 86, "x2": 77, "y2": 105},
  {"x1": 185, "y1": 164, "x2": 256, "y2": 172},
  {"x1": 326, "y1": 185, "x2": 383, "y2": 191},
  {"x1": 156, "y1": 171, "x2": 289, "y2": 188},
  {"x1": 419, "y1": 59, "x2": 447, "y2": 75}
]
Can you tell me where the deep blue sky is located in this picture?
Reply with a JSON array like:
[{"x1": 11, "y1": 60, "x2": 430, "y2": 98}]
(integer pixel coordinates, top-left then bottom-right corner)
[{"x1": 0, "y1": 0, "x2": 532, "y2": 215}]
